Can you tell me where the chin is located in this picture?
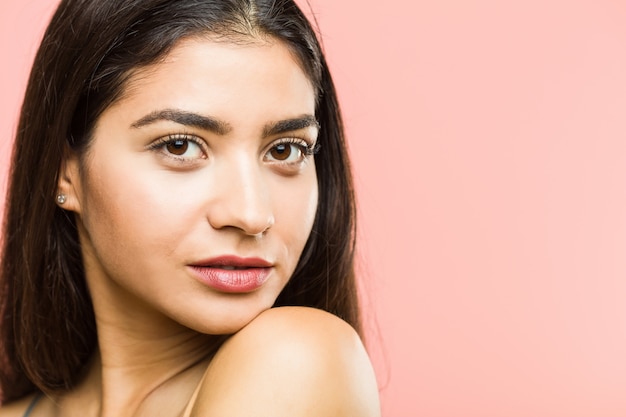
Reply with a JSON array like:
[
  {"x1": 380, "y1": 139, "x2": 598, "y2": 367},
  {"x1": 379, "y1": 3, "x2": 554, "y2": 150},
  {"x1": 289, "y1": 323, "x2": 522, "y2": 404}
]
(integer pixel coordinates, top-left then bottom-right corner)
[{"x1": 186, "y1": 303, "x2": 275, "y2": 336}]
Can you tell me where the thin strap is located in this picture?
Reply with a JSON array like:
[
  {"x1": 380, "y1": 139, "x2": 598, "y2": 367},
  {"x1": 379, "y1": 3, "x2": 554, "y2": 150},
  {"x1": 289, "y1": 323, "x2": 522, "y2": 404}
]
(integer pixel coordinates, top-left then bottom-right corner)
[
  {"x1": 181, "y1": 367, "x2": 210, "y2": 417},
  {"x1": 22, "y1": 393, "x2": 43, "y2": 417}
]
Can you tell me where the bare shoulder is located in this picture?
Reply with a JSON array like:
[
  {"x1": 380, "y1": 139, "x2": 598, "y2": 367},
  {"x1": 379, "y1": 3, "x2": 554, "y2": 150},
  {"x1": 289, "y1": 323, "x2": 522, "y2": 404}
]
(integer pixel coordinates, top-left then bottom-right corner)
[
  {"x1": 190, "y1": 307, "x2": 381, "y2": 417},
  {"x1": 0, "y1": 394, "x2": 38, "y2": 417},
  {"x1": 238, "y1": 306, "x2": 360, "y2": 343}
]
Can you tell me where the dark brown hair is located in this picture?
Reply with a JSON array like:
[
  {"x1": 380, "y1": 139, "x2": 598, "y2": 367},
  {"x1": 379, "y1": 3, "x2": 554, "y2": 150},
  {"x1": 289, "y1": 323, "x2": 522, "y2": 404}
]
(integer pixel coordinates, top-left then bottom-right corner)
[{"x1": 0, "y1": 0, "x2": 358, "y2": 403}]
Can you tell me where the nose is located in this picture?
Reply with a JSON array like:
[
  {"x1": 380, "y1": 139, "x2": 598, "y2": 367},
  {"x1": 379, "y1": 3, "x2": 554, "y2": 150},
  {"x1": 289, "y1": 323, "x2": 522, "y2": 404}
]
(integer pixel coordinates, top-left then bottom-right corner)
[{"x1": 206, "y1": 156, "x2": 275, "y2": 236}]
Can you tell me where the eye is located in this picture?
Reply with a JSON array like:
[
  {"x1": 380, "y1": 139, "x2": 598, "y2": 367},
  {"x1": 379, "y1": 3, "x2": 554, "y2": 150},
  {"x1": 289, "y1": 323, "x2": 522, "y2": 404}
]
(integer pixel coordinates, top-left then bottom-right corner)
[
  {"x1": 166, "y1": 138, "x2": 191, "y2": 156},
  {"x1": 269, "y1": 143, "x2": 297, "y2": 161},
  {"x1": 148, "y1": 134, "x2": 207, "y2": 161},
  {"x1": 264, "y1": 139, "x2": 317, "y2": 165}
]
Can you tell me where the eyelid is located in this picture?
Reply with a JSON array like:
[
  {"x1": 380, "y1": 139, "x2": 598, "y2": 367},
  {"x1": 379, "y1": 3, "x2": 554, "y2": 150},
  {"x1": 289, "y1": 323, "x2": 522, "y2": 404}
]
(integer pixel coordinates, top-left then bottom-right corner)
[
  {"x1": 268, "y1": 136, "x2": 320, "y2": 156},
  {"x1": 146, "y1": 133, "x2": 209, "y2": 161},
  {"x1": 147, "y1": 132, "x2": 206, "y2": 148}
]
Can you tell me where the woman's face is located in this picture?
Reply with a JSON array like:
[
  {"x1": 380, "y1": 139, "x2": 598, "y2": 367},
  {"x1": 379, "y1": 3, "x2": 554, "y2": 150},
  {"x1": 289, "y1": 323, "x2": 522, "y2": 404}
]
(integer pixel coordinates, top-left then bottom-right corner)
[{"x1": 63, "y1": 37, "x2": 319, "y2": 334}]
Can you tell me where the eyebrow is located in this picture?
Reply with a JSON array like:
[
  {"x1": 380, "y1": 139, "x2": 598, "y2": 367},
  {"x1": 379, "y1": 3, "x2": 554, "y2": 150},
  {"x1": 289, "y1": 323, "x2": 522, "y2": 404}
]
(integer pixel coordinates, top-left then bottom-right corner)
[
  {"x1": 262, "y1": 115, "x2": 320, "y2": 137},
  {"x1": 131, "y1": 108, "x2": 319, "y2": 137},
  {"x1": 131, "y1": 109, "x2": 232, "y2": 135}
]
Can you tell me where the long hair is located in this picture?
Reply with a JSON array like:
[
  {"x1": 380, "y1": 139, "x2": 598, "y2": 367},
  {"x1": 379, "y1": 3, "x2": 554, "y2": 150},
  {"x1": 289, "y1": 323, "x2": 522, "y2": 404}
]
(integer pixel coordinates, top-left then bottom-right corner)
[{"x1": 0, "y1": 0, "x2": 358, "y2": 403}]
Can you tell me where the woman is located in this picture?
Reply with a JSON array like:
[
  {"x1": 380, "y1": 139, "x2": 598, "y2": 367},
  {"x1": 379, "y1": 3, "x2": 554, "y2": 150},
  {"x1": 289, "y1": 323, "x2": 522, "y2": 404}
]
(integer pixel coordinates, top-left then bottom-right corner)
[{"x1": 0, "y1": 0, "x2": 380, "y2": 415}]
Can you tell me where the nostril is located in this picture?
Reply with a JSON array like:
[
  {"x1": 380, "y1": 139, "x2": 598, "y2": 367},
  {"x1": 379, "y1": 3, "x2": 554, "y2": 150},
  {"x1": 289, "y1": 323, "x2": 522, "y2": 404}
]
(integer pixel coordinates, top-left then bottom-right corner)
[
  {"x1": 207, "y1": 205, "x2": 274, "y2": 236},
  {"x1": 243, "y1": 214, "x2": 274, "y2": 237}
]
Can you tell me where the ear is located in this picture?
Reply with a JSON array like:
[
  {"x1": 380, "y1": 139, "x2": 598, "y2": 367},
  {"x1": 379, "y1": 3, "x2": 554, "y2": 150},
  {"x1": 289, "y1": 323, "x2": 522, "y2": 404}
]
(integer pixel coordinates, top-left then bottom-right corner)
[{"x1": 56, "y1": 148, "x2": 83, "y2": 214}]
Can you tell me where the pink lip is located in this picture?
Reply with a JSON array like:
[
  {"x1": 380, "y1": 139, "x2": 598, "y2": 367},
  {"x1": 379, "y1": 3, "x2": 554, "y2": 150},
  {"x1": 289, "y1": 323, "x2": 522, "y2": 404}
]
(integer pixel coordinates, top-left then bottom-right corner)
[{"x1": 188, "y1": 256, "x2": 273, "y2": 293}]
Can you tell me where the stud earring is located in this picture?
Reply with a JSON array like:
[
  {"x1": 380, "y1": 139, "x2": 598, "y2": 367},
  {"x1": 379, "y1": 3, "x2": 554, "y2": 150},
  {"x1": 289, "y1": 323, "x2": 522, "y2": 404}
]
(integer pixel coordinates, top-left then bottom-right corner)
[{"x1": 56, "y1": 194, "x2": 67, "y2": 204}]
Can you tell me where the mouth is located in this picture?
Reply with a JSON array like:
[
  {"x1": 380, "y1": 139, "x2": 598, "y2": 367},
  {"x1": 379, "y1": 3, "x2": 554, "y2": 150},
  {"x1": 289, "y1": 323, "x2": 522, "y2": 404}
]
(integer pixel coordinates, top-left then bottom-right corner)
[
  {"x1": 192, "y1": 255, "x2": 273, "y2": 269},
  {"x1": 189, "y1": 255, "x2": 273, "y2": 293}
]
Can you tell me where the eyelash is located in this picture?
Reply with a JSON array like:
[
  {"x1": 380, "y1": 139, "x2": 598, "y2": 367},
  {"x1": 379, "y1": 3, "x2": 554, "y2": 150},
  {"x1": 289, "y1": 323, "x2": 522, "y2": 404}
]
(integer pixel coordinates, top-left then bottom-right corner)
[
  {"x1": 146, "y1": 133, "x2": 207, "y2": 162},
  {"x1": 146, "y1": 134, "x2": 320, "y2": 165},
  {"x1": 268, "y1": 137, "x2": 320, "y2": 158}
]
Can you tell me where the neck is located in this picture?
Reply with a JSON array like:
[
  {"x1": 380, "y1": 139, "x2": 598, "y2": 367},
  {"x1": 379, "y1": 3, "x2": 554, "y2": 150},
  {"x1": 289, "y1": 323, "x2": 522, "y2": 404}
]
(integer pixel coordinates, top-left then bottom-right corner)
[{"x1": 73, "y1": 286, "x2": 225, "y2": 417}]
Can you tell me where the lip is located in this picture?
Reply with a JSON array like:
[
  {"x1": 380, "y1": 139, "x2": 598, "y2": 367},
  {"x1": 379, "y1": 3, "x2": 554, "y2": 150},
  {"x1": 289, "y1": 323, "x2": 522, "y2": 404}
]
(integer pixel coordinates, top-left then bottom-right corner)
[{"x1": 188, "y1": 255, "x2": 273, "y2": 293}]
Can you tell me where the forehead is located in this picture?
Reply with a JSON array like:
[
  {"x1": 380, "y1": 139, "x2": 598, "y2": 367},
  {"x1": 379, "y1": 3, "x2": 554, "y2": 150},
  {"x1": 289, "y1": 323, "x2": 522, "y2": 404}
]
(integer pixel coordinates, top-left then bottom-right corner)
[{"x1": 116, "y1": 35, "x2": 316, "y2": 109}]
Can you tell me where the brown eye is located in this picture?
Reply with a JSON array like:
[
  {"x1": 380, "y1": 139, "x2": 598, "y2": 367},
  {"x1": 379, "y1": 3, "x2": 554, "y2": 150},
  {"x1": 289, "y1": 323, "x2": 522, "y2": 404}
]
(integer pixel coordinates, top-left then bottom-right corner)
[
  {"x1": 269, "y1": 143, "x2": 292, "y2": 161},
  {"x1": 166, "y1": 139, "x2": 189, "y2": 156}
]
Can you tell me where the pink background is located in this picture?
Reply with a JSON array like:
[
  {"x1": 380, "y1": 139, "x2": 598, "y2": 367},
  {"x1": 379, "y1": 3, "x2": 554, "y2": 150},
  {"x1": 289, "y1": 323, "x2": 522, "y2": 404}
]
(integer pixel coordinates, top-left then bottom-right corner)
[{"x1": 3, "y1": 1, "x2": 626, "y2": 415}]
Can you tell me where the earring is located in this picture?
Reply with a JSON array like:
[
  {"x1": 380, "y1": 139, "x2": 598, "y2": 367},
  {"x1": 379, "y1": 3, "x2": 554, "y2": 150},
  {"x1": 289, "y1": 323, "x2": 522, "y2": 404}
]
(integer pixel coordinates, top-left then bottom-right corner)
[{"x1": 56, "y1": 194, "x2": 67, "y2": 204}]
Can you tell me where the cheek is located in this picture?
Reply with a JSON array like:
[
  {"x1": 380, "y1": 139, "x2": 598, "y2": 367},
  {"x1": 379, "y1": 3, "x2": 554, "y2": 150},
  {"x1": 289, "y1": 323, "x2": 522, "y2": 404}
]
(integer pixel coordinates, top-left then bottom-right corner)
[
  {"x1": 271, "y1": 167, "x2": 318, "y2": 256},
  {"x1": 77, "y1": 157, "x2": 202, "y2": 271}
]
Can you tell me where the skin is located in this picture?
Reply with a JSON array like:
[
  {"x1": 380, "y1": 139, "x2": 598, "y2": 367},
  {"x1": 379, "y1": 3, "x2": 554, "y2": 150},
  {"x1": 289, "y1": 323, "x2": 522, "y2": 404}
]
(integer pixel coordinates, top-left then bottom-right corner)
[{"x1": 0, "y1": 36, "x2": 380, "y2": 417}]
